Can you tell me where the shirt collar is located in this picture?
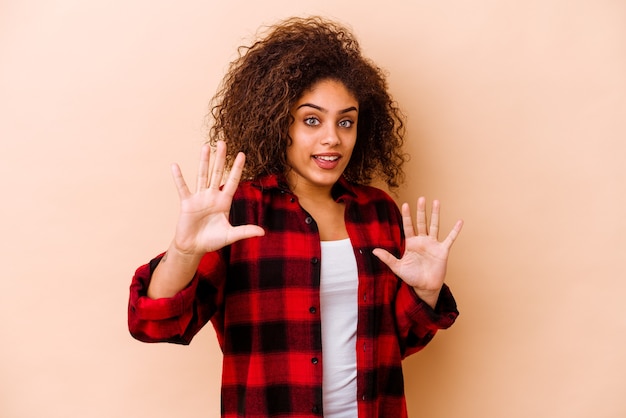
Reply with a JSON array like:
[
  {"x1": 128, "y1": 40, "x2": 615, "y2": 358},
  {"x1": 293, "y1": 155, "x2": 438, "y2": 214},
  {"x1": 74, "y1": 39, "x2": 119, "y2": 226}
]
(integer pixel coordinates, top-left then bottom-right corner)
[{"x1": 251, "y1": 174, "x2": 359, "y2": 201}]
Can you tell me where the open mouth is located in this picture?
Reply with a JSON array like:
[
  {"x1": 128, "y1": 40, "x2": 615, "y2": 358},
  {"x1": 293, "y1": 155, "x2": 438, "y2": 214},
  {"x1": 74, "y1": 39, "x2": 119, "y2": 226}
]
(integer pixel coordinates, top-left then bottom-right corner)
[
  {"x1": 312, "y1": 154, "x2": 342, "y2": 170},
  {"x1": 314, "y1": 155, "x2": 340, "y2": 162}
]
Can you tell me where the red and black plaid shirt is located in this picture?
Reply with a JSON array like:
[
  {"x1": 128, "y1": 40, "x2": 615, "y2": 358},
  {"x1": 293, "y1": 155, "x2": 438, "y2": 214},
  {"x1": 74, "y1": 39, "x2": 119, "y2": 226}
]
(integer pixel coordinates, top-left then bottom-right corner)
[{"x1": 128, "y1": 174, "x2": 458, "y2": 417}]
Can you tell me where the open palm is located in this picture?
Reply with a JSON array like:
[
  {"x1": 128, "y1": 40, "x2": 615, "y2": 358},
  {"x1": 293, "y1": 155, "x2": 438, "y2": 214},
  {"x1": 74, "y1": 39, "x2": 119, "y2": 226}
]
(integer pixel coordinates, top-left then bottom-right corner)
[
  {"x1": 373, "y1": 197, "x2": 463, "y2": 307},
  {"x1": 171, "y1": 141, "x2": 265, "y2": 256}
]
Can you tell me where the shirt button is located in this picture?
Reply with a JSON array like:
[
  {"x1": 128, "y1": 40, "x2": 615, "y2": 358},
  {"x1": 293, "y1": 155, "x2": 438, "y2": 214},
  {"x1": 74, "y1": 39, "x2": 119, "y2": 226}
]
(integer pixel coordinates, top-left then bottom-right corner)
[
  {"x1": 312, "y1": 405, "x2": 320, "y2": 414},
  {"x1": 311, "y1": 257, "x2": 319, "y2": 264},
  {"x1": 309, "y1": 306, "x2": 317, "y2": 314},
  {"x1": 311, "y1": 357, "x2": 319, "y2": 364},
  {"x1": 290, "y1": 197, "x2": 295, "y2": 203},
  {"x1": 305, "y1": 216, "x2": 313, "y2": 224}
]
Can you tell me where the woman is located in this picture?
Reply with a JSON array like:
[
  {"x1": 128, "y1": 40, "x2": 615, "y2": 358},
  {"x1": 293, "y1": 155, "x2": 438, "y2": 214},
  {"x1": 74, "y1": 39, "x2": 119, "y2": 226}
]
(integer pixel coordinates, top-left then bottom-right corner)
[{"x1": 129, "y1": 16, "x2": 463, "y2": 418}]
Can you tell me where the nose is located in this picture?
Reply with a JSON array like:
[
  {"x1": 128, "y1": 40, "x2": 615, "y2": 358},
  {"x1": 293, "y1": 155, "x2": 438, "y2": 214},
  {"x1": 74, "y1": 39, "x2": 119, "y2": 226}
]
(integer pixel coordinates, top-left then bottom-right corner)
[{"x1": 321, "y1": 125, "x2": 341, "y2": 146}]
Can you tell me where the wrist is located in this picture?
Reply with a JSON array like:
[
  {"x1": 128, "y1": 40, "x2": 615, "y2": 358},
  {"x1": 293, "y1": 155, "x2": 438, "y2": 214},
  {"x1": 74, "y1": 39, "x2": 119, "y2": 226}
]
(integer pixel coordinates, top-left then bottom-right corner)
[
  {"x1": 169, "y1": 239, "x2": 205, "y2": 259},
  {"x1": 157, "y1": 242, "x2": 204, "y2": 271},
  {"x1": 148, "y1": 243, "x2": 204, "y2": 299},
  {"x1": 412, "y1": 287, "x2": 441, "y2": 309}
]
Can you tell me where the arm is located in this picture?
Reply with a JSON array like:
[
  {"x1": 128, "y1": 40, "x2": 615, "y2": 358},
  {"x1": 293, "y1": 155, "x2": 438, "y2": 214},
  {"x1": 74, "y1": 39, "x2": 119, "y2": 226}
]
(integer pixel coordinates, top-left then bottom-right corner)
[
  {"x1": 393, "y1": 281, "x2": 458, "y2": 357},
  {"x1": 128, "y1": 141, "x2": 264, "y2": 343},
  {"x1": 128, "y1": 251, "x2": 227, "y2": 344},
  {"x1": 148, "y1": 141, "x2": 265, "y2": 299},
  {"x1": 373, "y1": 197, "x2": 463, "y2": 356}
]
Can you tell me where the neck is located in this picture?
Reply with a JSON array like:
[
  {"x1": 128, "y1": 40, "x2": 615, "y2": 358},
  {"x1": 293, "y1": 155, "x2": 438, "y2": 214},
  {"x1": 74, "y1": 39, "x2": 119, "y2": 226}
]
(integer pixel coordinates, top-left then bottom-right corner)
[{"x1": 286, "y1": 176, "x2": 336, "y2": 203}]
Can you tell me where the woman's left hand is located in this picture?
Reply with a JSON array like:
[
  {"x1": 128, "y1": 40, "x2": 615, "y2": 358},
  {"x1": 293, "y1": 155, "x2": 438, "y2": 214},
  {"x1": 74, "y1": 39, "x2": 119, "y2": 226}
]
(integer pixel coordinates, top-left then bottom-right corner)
[{"x1": 373, "y1": 197, "x2": 463, "y2": 309}]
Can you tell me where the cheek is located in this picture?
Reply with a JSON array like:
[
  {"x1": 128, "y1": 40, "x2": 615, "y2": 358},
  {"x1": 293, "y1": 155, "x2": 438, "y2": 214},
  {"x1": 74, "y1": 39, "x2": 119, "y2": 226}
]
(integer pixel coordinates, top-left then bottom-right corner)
[
  {"x1": 285, "y1": 145, "x2": 295, "y2": 166},
  {"x1": 343, "y1": 132, "x2": 357, "y2": 150},
  {"x1": 284, "y1": 141, "x2": 303, "y2": 168}
]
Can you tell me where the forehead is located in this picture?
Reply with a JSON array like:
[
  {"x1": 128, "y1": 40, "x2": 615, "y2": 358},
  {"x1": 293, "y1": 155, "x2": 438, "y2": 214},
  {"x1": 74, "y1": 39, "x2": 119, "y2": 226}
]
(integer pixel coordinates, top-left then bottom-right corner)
[{"x1": 294, "y1": 79, "x2": 358, "y2": 109}]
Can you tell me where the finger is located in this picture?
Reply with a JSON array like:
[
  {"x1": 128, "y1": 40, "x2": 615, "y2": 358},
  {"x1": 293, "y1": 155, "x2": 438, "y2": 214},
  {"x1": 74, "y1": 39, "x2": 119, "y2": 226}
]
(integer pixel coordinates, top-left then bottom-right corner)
[
  {"x1": 401, "y1": 202, "x2": 416, "y2": 238},
  {"x1": 206, "y1": 144, "x2": 217, "y2": 188},
  {"x1": 171, "y1": 163, "x2": 191, "y2": 199},
  {"x1": 222, "y1": 152, "x2": 245, "y2": 197},
  {"x1": 372, "y1": 248, "x2": 400, "y2": 271},
  {"x1": 429, "y1": 199, "x2": 440, "y2": 239},
  {"x1": 442, "y1": 219, "x2": 464, "y2": 249},
  {"x1": 416, "y1": 196, "x2": 427, "y2": 236},
  {"x1": 209, "y1": 140, "x2": 226, "y2": 189},
  {"x1": 196, "y1": 143, "x2": 211, "y2": 193},
  {"x1": 226, "y1": 224, "x2": 266, "y2": 245}
]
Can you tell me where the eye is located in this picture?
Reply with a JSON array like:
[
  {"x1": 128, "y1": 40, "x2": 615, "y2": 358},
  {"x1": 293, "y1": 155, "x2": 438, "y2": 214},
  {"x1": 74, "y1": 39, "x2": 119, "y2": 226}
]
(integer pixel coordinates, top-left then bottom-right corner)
[
  {"x1": 304, "y1": 117, "x2": 320, "y2": 126},
  {"x1": 338, "y1": 119, "x2": 354, "y2": 128}
]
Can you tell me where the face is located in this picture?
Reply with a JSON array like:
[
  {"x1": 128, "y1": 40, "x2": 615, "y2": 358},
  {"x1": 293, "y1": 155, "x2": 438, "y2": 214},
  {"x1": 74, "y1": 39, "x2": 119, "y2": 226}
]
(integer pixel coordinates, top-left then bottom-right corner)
[{"x1": 286, "y1": 79, "x2": 358, "y2": 196}]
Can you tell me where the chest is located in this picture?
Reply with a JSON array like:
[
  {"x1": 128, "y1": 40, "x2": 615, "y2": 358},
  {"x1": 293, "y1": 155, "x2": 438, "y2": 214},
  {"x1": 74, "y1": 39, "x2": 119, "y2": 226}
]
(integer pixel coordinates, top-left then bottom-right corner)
[{"x1": 301, "y1": 200, "x2": 348, "y2": 241}]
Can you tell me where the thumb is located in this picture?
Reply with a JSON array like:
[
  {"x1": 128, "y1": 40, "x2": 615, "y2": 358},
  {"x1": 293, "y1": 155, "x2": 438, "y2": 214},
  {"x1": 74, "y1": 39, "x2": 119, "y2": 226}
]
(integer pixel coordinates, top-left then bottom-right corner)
[
  {"x1": 227, "y1": 225, "x2": 265, "y2": 245},
  {"x1": 372, "y1": 248, "x2": 400, "y2": 270}
]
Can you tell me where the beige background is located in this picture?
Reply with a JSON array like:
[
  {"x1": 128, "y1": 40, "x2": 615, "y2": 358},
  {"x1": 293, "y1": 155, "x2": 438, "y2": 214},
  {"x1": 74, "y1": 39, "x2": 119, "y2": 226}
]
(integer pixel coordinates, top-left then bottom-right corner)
[{"x1": 1, "y1": 0, "x2": 625, "y2": 417}]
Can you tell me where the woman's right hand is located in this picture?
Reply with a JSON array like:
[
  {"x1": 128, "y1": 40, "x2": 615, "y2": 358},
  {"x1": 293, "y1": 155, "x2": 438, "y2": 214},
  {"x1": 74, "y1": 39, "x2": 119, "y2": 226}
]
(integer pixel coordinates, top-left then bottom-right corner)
[
  {"x1": 171, "y1": 140, "x2": 265, "y2": 256},
  {"x1": 147, "y1": 141, "x2": 264, "y2": 299}
]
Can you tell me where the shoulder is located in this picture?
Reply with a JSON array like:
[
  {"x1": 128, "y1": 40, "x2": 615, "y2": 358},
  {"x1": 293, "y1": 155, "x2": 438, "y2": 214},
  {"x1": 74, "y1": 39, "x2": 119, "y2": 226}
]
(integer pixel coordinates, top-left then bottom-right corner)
[
  {"x1": 229, "y1": 175, "x2": 287, "y2": 224},
  {"x1": 232, "y1": 179, "x2": 262, "y2": 201},
  {"x1": 345, "y1": 182, "x2": 402, "y2": 223},
  {"x1": 233, "y1": 174, "x2": 287, "y2": 200},
  {"x1": 354, "y1": 183, "x2": 395, "y2": 202},
  {"x1": 348, "y1": 182, "x2": 399, "y2": 209},
  {"x1": 344, "y1": 183, "x2": 404, "y2": 250}
]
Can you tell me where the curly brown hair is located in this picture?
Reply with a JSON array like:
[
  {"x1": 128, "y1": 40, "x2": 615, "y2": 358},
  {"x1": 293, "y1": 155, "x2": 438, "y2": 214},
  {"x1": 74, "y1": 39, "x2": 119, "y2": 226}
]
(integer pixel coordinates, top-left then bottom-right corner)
[{"x1": 208, "y1": 16, "x2": 407, "y2": 189}]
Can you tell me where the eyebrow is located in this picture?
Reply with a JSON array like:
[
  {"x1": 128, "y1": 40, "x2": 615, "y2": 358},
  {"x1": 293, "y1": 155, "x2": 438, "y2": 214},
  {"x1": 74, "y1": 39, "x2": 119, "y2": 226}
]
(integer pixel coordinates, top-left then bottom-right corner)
[{"x1": 296, "y1": 103, "x2": 358, "y2": 114}]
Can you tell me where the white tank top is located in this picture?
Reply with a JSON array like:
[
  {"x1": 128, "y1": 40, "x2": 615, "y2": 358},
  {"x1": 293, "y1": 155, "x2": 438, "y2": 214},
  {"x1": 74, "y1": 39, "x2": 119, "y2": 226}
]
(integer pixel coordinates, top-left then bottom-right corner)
[{"x1": 320, "y1": 238, "x2": 359, "y2": 417}]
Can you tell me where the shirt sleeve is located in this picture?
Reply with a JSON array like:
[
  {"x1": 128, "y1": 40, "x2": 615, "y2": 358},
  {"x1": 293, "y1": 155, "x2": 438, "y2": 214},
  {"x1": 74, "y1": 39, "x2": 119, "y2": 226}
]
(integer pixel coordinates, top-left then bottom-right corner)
[
  {"x1": 394, "y1": 282, "x2": 459, "y2": 358},
  {"x1": 127, "y1": 252, "x2": 226, "y2": 345}
]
